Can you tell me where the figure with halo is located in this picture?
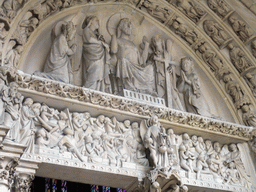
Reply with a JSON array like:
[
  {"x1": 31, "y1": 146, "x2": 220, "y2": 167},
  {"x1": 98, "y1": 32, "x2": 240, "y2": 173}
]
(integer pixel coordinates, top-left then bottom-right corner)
[
  {"x1": 34, "y1": 21, "x2": 77, "y2": 84},
  {"x1": 110, "y1": 17, "x2": 155, "y2": 95},
  {"x1": 176, "y1": 57, "x2": 213, "y2": 117},
  {"x1": 82, "y1": 15, "x2": 111, "y2": 93}
]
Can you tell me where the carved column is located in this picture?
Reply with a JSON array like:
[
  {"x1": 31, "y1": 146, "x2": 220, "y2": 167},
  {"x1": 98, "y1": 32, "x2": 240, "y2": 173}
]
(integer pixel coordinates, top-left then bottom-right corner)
[
  {"x1": 14, "y1": 159, "x2": 39, "y2": 192},
  {"x1": 0, "y1": 141, "x2": 27, "y2": 192}
]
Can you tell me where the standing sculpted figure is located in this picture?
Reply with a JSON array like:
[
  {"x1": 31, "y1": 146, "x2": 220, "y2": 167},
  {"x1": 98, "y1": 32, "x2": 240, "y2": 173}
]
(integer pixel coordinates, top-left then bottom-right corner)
[
  {"x1": 140, "y1": 115, "x2": 168, "y2": 170},
  {"x1": 150, "y1": 35, "x2": 183, "y2": 109},
  {"x1": 82, "y1": 16, "x2": 111, "y2": 92},
  {"x1": 34, "y1": 21, "x2": 77, "y2": 83},
  {"x1": 176, "y1": 57, "x2": 212, "y2": 117},
  {"x1": 110, "y1": 18, "x2": 155, "y2": 95}
]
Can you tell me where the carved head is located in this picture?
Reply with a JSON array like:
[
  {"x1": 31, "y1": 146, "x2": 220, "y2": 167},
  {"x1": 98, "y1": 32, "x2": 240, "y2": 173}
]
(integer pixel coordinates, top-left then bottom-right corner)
[
  {"x1": 191, "y1": 135, "x2": 197, "y2": 142},
  {"x1": 148, "y1": 115, "x2": 159, "y2": 126},
  {"x1": 117, "y1": 18, "x2": 132, "y2": 38},
  {"x1": 124, "y1": 120, "x2": 131, "y2": 127},
  {"x1": 97, "y1": 115, "x2": 105, "y2": 123},
  {"x1": 36, "y1": 128, "x2": 47, "y2": 138},
  {"x1": 23, "y1": 98, "x2": 34, "y2": 107},
  {"x1": 205, "y1": 140, "x2": 212, "y2": 149},
  {"x1": 182, "y1": 133, "x2": 190, "y2": 140},
  {"x1": 181, "y1": 57, "x2": 193, "y2": 73},
  {"x1": 151, "y1": 35, "x2": 164, "y2": 55},
  {"x1": 198, "y1": 137, "x2": 203, "y2": 143},
  {"x1": 83, "y1": 15, "x2": 99, "y2": 30},
  {"x1": 59, "y1": 111, "x2": 68, "y2": 120},
  {"x1": 229, "y1": 143, "x2": 237, "y2": 152},
  {"x1": 213, "y1": 142, "x2": 221, "y2": 152},
  {"x1": 229, "y1": 16, "x2": 236, "y2": 24},
  {"x1": 131, "y1": 122, "x2": 139, "y2": 129},
  {"x1": 83, "y1": 112, "x2": 91, "y2": 119},
  {"x1": 167, "y1": 128, "x2": 174, "y2": 135},
  {"x1": 31, "y1": 103, "x2": 41, "y2": 116}
]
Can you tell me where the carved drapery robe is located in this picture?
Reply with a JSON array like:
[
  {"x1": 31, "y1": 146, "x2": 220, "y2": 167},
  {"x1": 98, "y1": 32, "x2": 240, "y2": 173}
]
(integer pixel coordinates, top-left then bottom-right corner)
[
  {"x1": 116, "y1": 38, "x2": 154, "y2": 94},
  {"x1": 82, "y1": 27, "x2": 111, "y2": 92}
]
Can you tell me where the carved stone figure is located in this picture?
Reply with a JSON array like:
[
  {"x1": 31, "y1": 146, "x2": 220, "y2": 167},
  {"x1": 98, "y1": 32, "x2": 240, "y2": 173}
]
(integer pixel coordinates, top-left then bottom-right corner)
[
  {"x1": 222, "y1": 74, "x2": 249, "y2": 109},
  {"x1": 34, "y1": 21, "x2": 77, "y2": 84},
  {"x1": 176, "y1": 0, "x2": 205, "y2": 23},
  {"x1": 142, "y1": 0, "x2": 171, "y2": 23},
  {"x1": 176, "y1": 57, "x2": 212, "y2": 117},
  {"x1": 140, "y1": 115, "x2": 169, "y2": 171},
  {"x1": 4, "y1": 40, "x2": 23, "y2": 67},
  {"x1": 82, "y1": 15, "x2": 111, "y2": 93},
  {"x1": 58, "y1": 127, "x2": 85, "y2": 162},
  {"x1": 241, "y1": 104, "x2": 256, "y2": 127},
  {"x1": 1, "y1": 82, "x2": 21, "y2": 130},
  {"x1": 244, "y1": 71, "x2": 256, "y2": 97},
  {"x1": 172, "y1": 18, "x2": 198, "y2": 45},
  {"x1": 150, "y1": 35, "x2": 183, "y2": 110},
  {"x1": 32, "y1": 0, "x2": 56, "y2": 21},
  {"x1": 228, "y1": 16, "x2": 253, "y2": 43},
  {"x1": 2, "y1": 0, "x2": 24, "y2": 20},
  {"x1": 227, "y1": 43, "x2": 252, "y2": 73},
  {"x1": 197, "y1": 44, "x2": 223, "y2": 73},
  {"x1": 225, "y1": 144, "x2": 252, "y2": 188},
  {"x1": 19, "y1": 100, "x2": 40, "y2": 154},
  {"x1": 14, "y1": 11, "x2": 38, "y2": 45},
  {"x1": 203, "y1": 20, "x2": 231, "y2": 48},
  {"x1": 207, "y1": 0, "x2": 232, "y2": 18},
  {"x1": 110, "y1": 18, "x2": 155, "y2": 95}
]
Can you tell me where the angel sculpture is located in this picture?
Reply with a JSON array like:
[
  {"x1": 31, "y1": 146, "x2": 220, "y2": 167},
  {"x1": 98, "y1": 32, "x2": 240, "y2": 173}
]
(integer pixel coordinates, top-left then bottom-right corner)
[{"x1": 140, "y1": 115, "x2": 169, "y2": 171}]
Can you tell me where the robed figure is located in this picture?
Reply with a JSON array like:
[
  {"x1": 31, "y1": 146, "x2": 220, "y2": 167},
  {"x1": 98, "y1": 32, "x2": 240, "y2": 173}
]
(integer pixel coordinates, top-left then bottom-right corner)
[{"x1": 82, "y1": 15, "x2": 111, "y2": 93}]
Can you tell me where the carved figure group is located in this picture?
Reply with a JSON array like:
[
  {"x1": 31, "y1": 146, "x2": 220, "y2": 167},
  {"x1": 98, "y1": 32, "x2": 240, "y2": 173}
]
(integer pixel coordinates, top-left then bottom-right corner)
[
  {"x1": 31, "y1": 15, "x2": 217, "y2": 117},
  {"x1": 0, "y1": 77, "x2": 252, "y2": 188}
]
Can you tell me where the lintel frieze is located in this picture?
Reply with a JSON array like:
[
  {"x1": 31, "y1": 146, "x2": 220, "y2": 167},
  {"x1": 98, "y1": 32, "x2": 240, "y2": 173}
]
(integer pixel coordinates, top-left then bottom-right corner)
[{"x1": 15, "y1": 71, "x2": 254, "y2": 141}]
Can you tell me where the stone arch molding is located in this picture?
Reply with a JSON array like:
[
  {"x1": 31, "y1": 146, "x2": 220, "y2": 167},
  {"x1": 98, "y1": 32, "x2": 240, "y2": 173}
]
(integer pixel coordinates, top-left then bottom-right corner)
[{"x1": 1, "y1": 0, "x2": 256, "y2": 126}]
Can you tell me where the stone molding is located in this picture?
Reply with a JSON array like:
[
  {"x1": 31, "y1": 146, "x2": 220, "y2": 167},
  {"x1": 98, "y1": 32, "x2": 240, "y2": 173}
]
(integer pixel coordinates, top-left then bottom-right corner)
[{"x1": 15, "y1": 71, "x2": 254, "y2": 140}]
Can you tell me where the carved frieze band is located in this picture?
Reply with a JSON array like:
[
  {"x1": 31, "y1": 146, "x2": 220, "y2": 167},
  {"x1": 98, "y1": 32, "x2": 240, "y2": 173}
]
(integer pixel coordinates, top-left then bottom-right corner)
[{"x1": 11, "y1": 69, "x2": 253, "y2": 140}]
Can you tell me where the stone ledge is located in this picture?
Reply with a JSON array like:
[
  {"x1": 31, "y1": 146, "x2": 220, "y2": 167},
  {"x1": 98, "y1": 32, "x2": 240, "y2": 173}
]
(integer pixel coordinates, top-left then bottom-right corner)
[{"x1": 15, "y1": 72, "x2": 254, "y2": 142}]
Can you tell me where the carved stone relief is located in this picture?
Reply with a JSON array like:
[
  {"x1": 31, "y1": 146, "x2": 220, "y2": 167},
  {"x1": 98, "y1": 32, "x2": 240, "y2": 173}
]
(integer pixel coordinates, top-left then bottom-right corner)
[
  {"x1": 171, "y1": 0, "x2": 206, "y2": 23},
  {"x1": 207, "y1": 0, "x2": 233, "y2": 19},
  {"x1": 228, "y1": 15, "x2": 255, "y2": 44},
  {"x1": 203, "y1": 20, "x2": 232, "y2": 49},
  {"x1": 227, "y1": 43, "x2": 253, "y2": 74}
]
